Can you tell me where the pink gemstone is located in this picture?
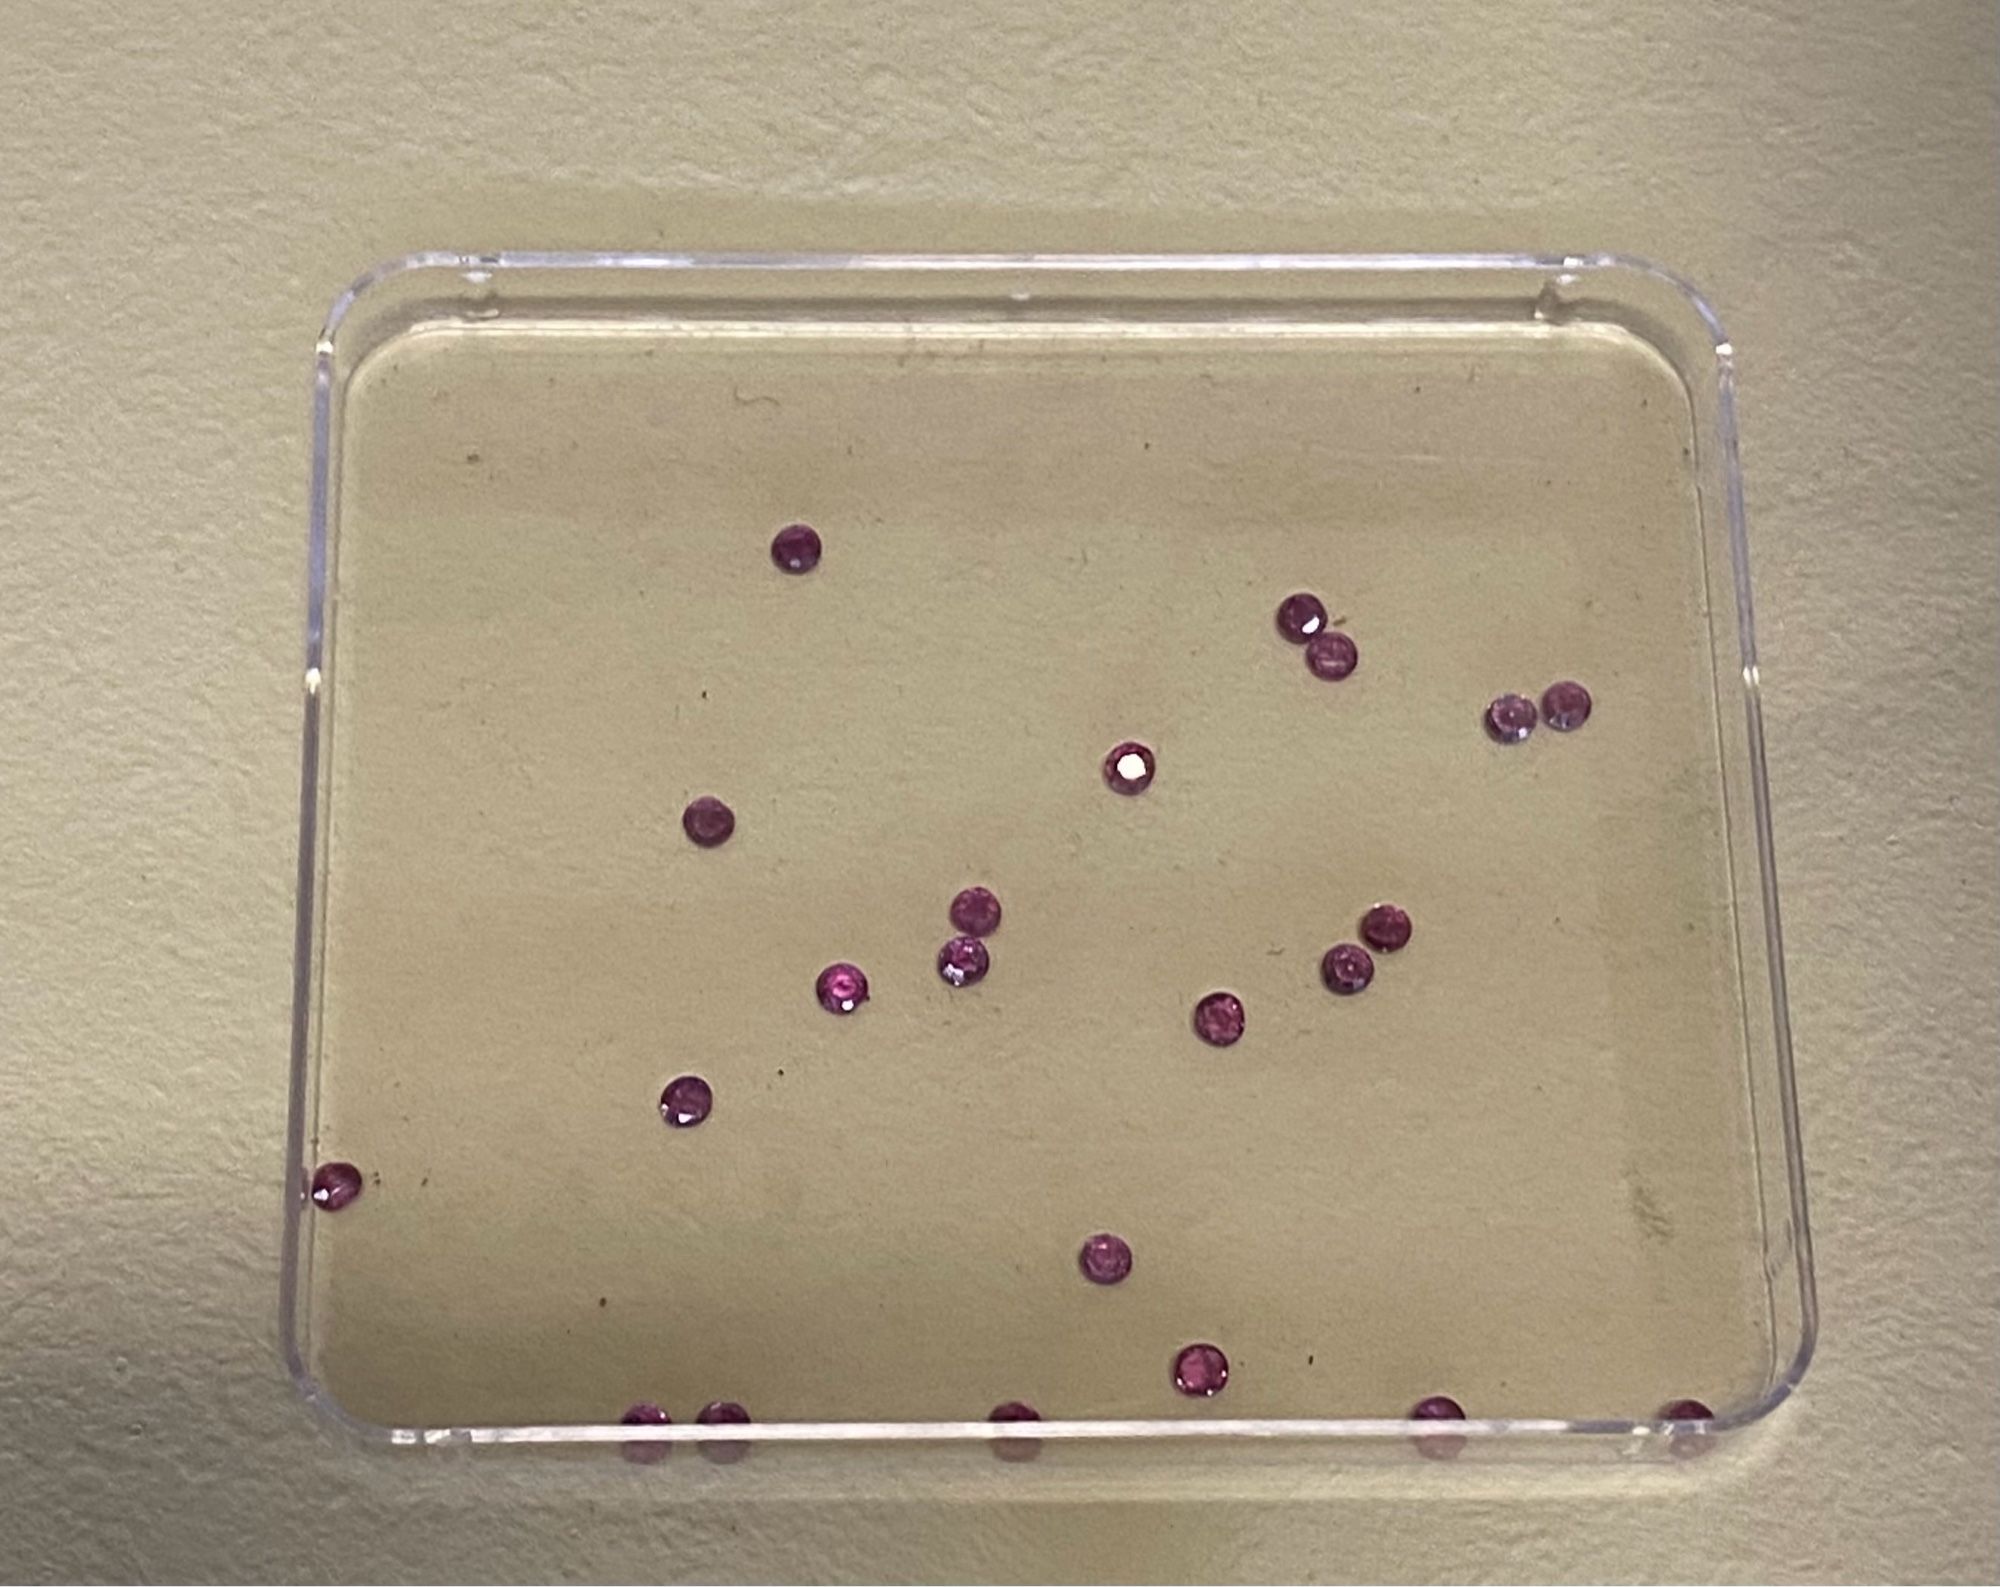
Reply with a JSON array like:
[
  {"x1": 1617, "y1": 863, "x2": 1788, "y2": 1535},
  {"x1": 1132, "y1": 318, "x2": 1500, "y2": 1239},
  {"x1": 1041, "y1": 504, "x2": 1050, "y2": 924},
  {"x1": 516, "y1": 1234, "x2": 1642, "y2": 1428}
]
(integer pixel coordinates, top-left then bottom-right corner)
[
  {"x1": 1275, "y1": 591, "x2": 1329, "y2": 643},
  {"x1": 681, "y1": 795, "x2": 735, "y2": 848},
  {"x1": 1541, "y1": 679, "x2": 1593, "y2": 732},
  {"x1": 1192, "y1": 991, "x2": 1246, "y2": 1047},
  {"x1": 696, "y1": 1400, "x2": 752, "y2": 1464},
  {"x1": 1660, "y1": 1397, "x2": 1716, "y2": 1459},
  {"x1": 1173, "y1": 1343, "x2": 1229, "y2": 1398},
  {"x1": 1103, "y1": 740, "x2": 1156, "y2": 795},
  {"x1": 949, "y1": 885, "x2": 1003, "y2": 937},
  {"x1": 1320, "y1": 941, "x2": 1375, "y2": 994},
  {"x1": 619, "y1": 1402, "x2": 672, "y2": 1464},
  {"x1": 816, "y1": 962, "x2": 869, "y2": 1014},
  {"x1": 988, "y1": 1400, "x2": 1043, "y2": 1461},
  {"x1": 660, "y1": 1074, "x2": 713, "y2": 1128},
  {"x1": 1485, "y1": 692, "x2": 1537, "y2": 743},
  {"x1": 937, "y1": 936, "x2": 990, "y2": 988},
  {"x1": 1359, "y1": 902, "x2": 1412, "y2": 953},
  {"x1": 1078, "y1": 1232, "x2": 1134, "y2": 1285},
  {"x1": 309, "y1": 1161, "x2": 363, "y2": 1211},
  {"x1": 1303, "y1": 630, "x2": 1358, "y2": 680},
  {"x1": 1410, "y1": 1394, "x2": 1467, "y2": 1460},
  {"x1": 770, "y1": 522, "x2": 822, "y2": 573}
]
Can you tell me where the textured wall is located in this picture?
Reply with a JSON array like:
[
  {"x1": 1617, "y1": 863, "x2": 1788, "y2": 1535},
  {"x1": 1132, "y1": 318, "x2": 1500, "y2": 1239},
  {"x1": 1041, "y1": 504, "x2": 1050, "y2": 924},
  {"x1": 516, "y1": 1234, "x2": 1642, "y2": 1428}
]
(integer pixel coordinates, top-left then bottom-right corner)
[{"x1": 0, "y1": 1, "x2": 1994, "y2": 1579}]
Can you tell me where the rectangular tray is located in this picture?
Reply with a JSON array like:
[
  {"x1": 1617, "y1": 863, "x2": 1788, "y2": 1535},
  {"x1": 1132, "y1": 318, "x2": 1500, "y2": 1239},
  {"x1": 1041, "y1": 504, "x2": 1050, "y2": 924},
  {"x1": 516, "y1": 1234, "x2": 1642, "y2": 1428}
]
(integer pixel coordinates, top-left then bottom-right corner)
[{"x1": 284, "y1": 253, "x2": 1814, "y2": 1458}]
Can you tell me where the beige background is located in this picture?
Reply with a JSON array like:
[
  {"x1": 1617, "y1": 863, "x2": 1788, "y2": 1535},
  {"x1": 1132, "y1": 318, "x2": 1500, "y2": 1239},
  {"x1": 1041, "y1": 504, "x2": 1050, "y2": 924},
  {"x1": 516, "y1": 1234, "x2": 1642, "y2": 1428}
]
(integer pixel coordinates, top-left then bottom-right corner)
[{"x1": 0, "y1": 0, "x2": 1994, "y2": 1580}]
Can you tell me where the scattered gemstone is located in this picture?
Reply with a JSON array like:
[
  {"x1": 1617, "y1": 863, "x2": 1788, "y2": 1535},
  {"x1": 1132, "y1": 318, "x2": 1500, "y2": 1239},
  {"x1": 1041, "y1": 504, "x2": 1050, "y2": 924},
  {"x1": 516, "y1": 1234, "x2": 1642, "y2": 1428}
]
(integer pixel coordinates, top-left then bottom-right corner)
[
  {"x1": 1541, "y1": 679, "x2": 1593, "y2": 732},
  {"x1": 1303, "y1": 630, "x2": 1359, "y2": 680},
  {"x1": 1660, "y1": 1397, "x2": 1717, "y2": 1459},
  {"x1": 949, "y1": 885, "x2": 1003, "y2": 937},
  {"x1": 681, "y1": 795, "x2": 735, "y2": 848},
  {"x1": 1320, "y1": 942, "x2": 1375, "y2": 995},
  {"x1": 1078, "y1": 1232, "x2": 1134, "y2": 1286},
  {"x1": 1173, "y1": 1343, "x2": 1230, "y2": 1398},
  {"x1": 1410, "y1": 1394, "x2": 1468, "y2": 1460},
  {"x1": 1485, "y1": 692, "x2": 1537, "y2": 743},
  {"x1": 660, "y1": 1074, "x2": 713, "y2": 1128},
  {"x1": 1275, "y1": 592, "x2": 1329, "y2": 643},
  {"x1": 988, "y1": 1401, "x2": 1043, "y2": 1461},
  {"x1": 1192, "y1": 991, "x2": 1246, "y2": 1047},
  {"x1": 619, "y1": 1402, "x2": 672, "y2": 1464},
  {"x1": 309, "y1": 1161, "x2": 363, "y2": 1211},
  {"x1": 1359, "y1": 902, "x2": 1412, "y2": 953},
  {"x1": 769, "y1": 522, "x2": 822, "y2": 574},
  {"x1": 816, "y1": 962, "x2": 869, "y2": 1014},
  {"x1": 696, "y1": 1400, "x2": 752, "y2": 1464},
  {"x1": 1103, "y1": 740, "x2": 1156, "y2": 795},
  {"x1": 937, "y1": 936, "x2": 990, "y2": 988}
]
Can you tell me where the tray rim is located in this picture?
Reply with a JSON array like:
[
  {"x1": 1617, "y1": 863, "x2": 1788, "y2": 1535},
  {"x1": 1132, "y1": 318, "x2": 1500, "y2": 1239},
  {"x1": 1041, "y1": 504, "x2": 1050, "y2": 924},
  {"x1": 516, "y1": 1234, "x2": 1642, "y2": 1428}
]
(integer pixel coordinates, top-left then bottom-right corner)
[{"x1": 283, "y1": 249, "x2": 1815, "y2": 1454}]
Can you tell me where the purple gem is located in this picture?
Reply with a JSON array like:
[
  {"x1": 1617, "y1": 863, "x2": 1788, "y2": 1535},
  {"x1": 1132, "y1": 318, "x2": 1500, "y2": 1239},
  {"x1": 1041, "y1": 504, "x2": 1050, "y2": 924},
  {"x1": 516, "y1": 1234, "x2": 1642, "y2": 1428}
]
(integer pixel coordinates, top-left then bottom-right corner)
[
  {"x1": 1485, "y1": 692, "x2": 1537, "y2": 743},
  {"x1": 770, "y1": 522, "x2": 822, "y2": 574},
  {"x1": 1173, "y1": 1343, "x2": 1229, "y2": 1398},
  {"x1": 1192, "y1": 991, "x2": 1246, "y2": 1047},
  {"x1": 1103, "y1": 740, "x2": 1156, "y2": 796},
  {"x1": 937, "y1": 936, "x2": 990, "y2": 988},
  {"x1": 949, "y1": 885, "x2": 1003, "y2": 937},
  {"x1": 988, "y1": 1401, "x2": 1043, "y2": 1461},
  {"x1": 1275, "y1": 592, "x2": 1329, "y2": 643},
  {"x1": 1541, "y1": 679, "x2": 1593, "y2": 732},
  {"x1": 816, "y1": 962, "x2": 869, "y2": 1014},
  {"x1": 309, "y1": 1161, "x2": 363, "y2": 1211},
  {"x1": 619, "y1": 1402, "x2": 672, "y2": 1464},
  {"x1": 1078, "y1": 1232, "x2": 1134, "y2": 1286},
  {"x1": 660, "y1": 1074, "x2": 713, "y2": 1128},
  {"x1": 1303, "y1": 630, "x2": 1358, "y2": 680},
  {"x1": 1321, "y1": 942, "x2": 1375, "y2": 995},
  {"x1": 1411, "y1": 1394, "x2": 1467, "y2": 1460},
  {"x1": 1660, "y1": 1397, "x2": 1716, "y2": 1459},
  {"x1": 681, "y1": 795, "x2": 735, "y2": 848},
  {"x1": 696, "y1": 1400, "x2": 752, "y2": 1464},
  {"x1": 1359, "y1": 903, "x2": 1412, "y2": 953}
]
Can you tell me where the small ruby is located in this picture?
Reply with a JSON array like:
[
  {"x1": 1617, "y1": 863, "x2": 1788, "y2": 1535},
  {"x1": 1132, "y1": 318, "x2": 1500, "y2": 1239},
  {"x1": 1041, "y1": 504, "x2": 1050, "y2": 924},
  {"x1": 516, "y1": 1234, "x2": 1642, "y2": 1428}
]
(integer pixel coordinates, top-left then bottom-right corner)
[
  {"x1": 816, "y1": 962, "x2": 869, "y2": 1014},
  {"x1": 681, "y1": 796, "x2": 735, "y2": 848},
  {"x1": 1359, "y1": 903, "x2": 1412, "y2": 953},
  {"x1": 949, "y1": 886, "x2": 1003, "y2": 937},
  {"x1": 696, "y1": 1400, "x2": 752, "y2": 1463},
  {"x1": 1660, "y1": 1397, "x2": 1716, "y2": 1459},
  {"x1": 988, "y1": 1401, "x2": 1043, "y2": 1461},
  {"x1": 1275, "y1": 592, "x2": 1329, "y2": 643},
  {"x1": 1320, "y1": 942, "x2": 1375, "y2": 994},
  {"x1": 1103, "y1": 741, "x2": 1156, "y2": 795},
  {"x1": 770, "y1": 522, "x2": 822, "y2": 574},
  {"x1": 1411, "y1": 1394, "x2": 1467, "y2": 1460},
  {"x1": 1192, "y1": 991, "x2": 1245, "y2": 1047},
  {"x1": 309, "y1": 1161, "x2": 363, "y2": 1211},
  {"x1": 1078, "y1": 1232, "x2": 1133, "y2": 1285},
  {"x1": 1485, "y1": 692, "x2": 1537, "y2": 743},
  {"x1": 660, "y1": 1074, "x2": 713, "y2": 1128},
  {"x1": 1541, "y1": 679, "x2": 1593, "y2": 732},
  {"x1": 1304, "y1": 630, "x2": 1358, "y2": 680},
  {"x1": 1173, "y1": 1343, "x2": 1229, "y2": 1398},
  {"x1": 937, "y1": 936, "x2": 990, "y2": 988},
  {"x1": 619, "y1": 1402, "x2": 671, "y2": 1464}
]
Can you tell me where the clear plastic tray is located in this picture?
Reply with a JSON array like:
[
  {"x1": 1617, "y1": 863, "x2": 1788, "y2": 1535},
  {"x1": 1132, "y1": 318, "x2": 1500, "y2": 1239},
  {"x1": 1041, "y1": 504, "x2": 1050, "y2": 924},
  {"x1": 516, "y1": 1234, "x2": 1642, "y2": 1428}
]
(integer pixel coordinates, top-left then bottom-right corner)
[{"x1": 283, "y1": 253, "x2": 1814, "y2": 1460}]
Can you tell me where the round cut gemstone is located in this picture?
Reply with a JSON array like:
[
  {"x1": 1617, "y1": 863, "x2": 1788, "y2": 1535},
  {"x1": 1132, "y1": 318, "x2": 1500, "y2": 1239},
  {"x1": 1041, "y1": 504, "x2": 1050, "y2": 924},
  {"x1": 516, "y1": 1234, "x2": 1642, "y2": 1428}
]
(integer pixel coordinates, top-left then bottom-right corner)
[
  {"x1": 1303, "y1": 630, "x2": 1358, "y2": 680},
  {"x1": 1103, "y1": 741, "x2": 1156, "y2": 795},
  {"x1": 1173, "y1": 1343, "x2": 1229, "y2": 1398},
  {"x1": 1192, "y1": 991, "x2": 1246, "y2": 1047},
  {"x1": 1411, "y1": 1394, "x2": 1467, "y2": 1460},
  {"x1": 660, "y1": 1074, "x2": 713, "y2": 1128},
  {"x1": 1359, "y1": 903, "x2": 1412, "y2": 953},
  {"x1": 1275, "y1": 592, "x2": 1329, "y2": 643},
  {"x1": 949, "y1": 886, "x2": 1003, "y2": 937},
  {"x1": 1078, "y1": 1232, "x2": 1134, "y2": 1285},
  {"x1": 1485, "y1": 692, "x2": 1537, "y2": 743},
  {"x1": 619, "y1": 1402, "x2": 671, "y2": 1464},
  {"x1": 681, "y1": 796, "x2": 735, "y2": 848},
  {"x1": 309, "y1": 1161, "x2": 363, "y2": 1211},
  {"x1": 937, "y1": 936, "x2": 990, "y2": 988},
  {"x1": 1321, "y1": 942, "x2": 1375, "y2": 994},
  {"x1": 816, "y1": 962, "x2": 869, "y2": 1014},
  {"x1": 769, "y1": 522, "x2": 822, "y2": 573},
  {"x1": 1541, "y1": 679, "x2": 1593, "y2": 732},
  {"x1": 696, "y1": 1400, "x2": 751, "y2": 1464}
]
